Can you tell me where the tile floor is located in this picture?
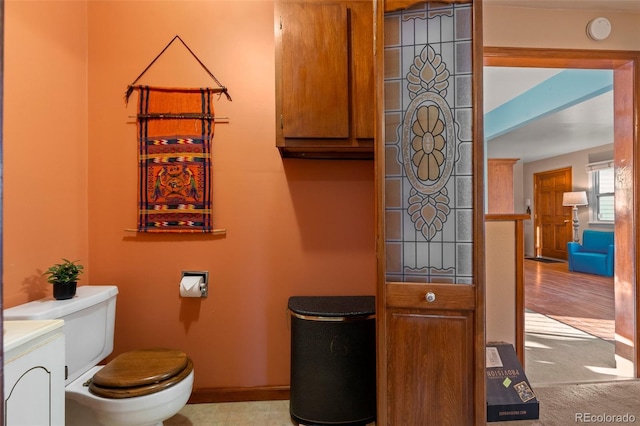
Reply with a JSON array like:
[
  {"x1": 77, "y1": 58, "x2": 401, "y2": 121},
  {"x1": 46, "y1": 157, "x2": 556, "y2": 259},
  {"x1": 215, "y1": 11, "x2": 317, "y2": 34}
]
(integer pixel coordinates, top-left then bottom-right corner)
[{"x1": 165, "y1": 400, "x2": 376, "y2": 426}]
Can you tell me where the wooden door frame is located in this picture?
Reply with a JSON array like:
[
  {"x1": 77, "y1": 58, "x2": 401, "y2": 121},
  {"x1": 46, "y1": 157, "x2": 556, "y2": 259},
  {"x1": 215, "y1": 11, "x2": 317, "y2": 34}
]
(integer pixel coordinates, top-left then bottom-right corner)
[
  {"x1": 0, "y1": 0, "x2": 4, "y2": 420},
  {"x1": 484, "y1": 47, "x2": 640, "y2": 377}
]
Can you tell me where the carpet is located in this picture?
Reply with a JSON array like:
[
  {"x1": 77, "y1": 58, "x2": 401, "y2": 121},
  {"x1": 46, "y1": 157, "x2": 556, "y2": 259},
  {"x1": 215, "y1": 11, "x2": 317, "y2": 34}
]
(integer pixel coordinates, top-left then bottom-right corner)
[
  {"x1": 498, "y1": 311, "x2": 637, "y2": 425},
  {"x1": 547, "y1": 314, "x2": 614, "y2": 341},
  {"x1": 491, "y1": 380, "x2": 640, "y2": 425},
  {"x1": 524, "y1": 311, "x2": 631, "y2": 385}
]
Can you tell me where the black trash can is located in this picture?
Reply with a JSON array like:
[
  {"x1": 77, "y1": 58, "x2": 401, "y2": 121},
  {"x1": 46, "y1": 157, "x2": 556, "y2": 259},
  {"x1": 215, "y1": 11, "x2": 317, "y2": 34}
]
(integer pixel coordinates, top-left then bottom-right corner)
[{"x1": 288, "y1": 296, "x2": 376, "y2": 426}]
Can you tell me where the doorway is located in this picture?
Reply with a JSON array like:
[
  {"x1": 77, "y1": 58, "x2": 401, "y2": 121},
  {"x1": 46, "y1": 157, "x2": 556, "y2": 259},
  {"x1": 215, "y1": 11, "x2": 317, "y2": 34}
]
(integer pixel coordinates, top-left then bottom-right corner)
[{"x1": 484, "y1": 47, "x2": 639, "y2": 381}]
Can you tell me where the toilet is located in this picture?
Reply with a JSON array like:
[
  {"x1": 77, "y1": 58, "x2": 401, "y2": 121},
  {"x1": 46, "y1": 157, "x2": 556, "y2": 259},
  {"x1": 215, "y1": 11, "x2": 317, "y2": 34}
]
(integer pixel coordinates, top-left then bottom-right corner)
[{"x1": 3, "y1": 285, "x2": 194, "y2": 426}]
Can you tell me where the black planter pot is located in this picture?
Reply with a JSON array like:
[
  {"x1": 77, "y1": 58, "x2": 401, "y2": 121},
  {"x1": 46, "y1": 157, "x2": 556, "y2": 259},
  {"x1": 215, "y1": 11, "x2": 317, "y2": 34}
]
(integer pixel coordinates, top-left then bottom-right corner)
[{"x1": 53, "y1": 282, "x2": 77, "y2": 300}]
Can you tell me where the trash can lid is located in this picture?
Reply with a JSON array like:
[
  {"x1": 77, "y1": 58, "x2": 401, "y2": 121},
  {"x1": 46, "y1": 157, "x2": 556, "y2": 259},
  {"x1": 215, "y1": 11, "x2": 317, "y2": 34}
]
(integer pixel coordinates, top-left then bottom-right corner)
[{"x1": 288, "y1": 296, "x2": 375, "y2": 317}]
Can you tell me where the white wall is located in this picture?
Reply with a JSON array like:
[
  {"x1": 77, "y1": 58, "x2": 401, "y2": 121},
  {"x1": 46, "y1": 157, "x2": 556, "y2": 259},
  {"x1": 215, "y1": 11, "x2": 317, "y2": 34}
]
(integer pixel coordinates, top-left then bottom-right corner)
[{"x1": 486, "y1": 221, "x2": 517, "y2": 346}]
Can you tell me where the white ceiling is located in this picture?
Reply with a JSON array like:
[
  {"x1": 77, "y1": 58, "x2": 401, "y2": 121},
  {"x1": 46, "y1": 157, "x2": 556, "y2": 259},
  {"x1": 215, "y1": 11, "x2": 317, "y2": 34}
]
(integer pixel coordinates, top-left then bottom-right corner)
[{"x1": 483, "y1": 67, "x2": 614, "y2": 163}]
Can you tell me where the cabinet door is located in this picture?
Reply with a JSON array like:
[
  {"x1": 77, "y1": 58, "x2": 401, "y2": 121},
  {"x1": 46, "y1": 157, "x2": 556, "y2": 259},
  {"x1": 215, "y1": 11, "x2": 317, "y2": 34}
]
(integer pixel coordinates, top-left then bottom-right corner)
[
  {"x1": 279, "y1": 2, "x2": 349, "y2": 139},
  {"x1": 350, "y1": 0, "x2": 374, "y2": 140},
  {"x1": 5, "y1": 334, "x2": 65, "y2": 426},
  {"x1": 275, "y1": 1, "x2": 374, "y2": 159},
  {"x1": 387, "y1": 285, "x2": 475, "y2": 425}
]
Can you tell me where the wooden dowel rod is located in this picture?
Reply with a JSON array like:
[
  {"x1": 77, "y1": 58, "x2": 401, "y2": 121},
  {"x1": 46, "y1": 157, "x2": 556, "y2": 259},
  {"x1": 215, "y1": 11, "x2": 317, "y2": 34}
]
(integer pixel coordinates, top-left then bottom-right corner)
[{"x1": 124, "y1": 228, "x2": 227, "y2": 235}]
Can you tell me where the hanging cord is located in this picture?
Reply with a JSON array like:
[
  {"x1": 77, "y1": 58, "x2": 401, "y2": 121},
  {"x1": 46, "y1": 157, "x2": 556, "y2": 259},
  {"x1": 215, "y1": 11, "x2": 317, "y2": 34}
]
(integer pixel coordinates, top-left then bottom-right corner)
[{"x1": 125, "y1": 35, "x2": 232, "y2": 104}]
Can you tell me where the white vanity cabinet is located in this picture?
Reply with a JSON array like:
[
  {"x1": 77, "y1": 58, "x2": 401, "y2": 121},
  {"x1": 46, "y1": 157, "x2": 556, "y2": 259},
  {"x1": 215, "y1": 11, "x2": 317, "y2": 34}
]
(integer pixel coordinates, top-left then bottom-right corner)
[{"x1": 4, "y1": 320, "x2": 65, "y2": 426}]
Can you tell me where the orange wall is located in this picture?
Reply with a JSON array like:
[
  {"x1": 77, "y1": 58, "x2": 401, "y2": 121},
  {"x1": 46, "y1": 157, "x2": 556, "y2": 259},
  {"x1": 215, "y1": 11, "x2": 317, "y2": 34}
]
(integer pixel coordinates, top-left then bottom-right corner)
[
  {"x1": 3, "y1": 1, "x2": 89, "y2": 306},
  {"x1": 4, "y1": 0, "x2": 376, "y2": 391}
]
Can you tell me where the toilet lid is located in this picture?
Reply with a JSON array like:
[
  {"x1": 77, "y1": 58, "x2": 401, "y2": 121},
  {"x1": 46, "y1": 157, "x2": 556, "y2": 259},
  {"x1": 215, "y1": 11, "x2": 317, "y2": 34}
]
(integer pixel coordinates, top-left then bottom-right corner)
[{"x1": 92, "y1": 348, "x2": 189, "y2": 388}]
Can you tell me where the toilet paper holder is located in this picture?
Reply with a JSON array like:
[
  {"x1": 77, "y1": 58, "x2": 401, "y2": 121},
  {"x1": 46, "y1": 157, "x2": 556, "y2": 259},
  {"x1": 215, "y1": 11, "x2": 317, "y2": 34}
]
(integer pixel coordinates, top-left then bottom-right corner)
[{"x1": 181, "y1": 271, "x2": 209, "y2": 298}]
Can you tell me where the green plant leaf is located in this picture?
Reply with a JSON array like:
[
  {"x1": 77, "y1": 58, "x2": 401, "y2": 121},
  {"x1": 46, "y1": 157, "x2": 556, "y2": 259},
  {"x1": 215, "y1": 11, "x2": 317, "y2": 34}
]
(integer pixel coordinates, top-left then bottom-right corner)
[{"x1": 43, "y1": 259, "x2": 84, "y2": 285}]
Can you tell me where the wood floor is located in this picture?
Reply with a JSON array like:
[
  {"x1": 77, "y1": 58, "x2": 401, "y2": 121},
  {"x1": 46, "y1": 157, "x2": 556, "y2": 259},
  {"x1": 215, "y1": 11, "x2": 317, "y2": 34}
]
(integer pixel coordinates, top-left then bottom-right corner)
[{"x1": 524, "y1": 258, "x2": 614, "y2": 341}]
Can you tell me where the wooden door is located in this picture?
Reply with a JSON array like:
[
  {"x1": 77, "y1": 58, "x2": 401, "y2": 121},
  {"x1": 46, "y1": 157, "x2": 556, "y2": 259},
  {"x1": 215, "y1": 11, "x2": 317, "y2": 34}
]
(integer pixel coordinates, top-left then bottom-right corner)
[
  {"x1": 376, "y1": 0, "x2": 485, "y2": 424},
  {"x1": 534, "y1": 168, "x2": 572, "y2": 259}
]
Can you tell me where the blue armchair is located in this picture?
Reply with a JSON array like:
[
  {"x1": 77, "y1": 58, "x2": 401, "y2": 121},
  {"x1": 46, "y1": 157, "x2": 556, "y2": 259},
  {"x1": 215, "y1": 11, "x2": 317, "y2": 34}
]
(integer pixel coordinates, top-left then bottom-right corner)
[{"x1": 567, "y1": 230, "x2": 614, "y2": 277}]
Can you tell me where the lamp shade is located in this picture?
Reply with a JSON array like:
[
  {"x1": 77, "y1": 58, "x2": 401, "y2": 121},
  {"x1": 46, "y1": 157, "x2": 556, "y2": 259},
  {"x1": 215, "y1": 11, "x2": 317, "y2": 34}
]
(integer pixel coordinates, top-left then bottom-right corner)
[{"x1": 562, "y1": 191, "x2": 588, "y2": 206}]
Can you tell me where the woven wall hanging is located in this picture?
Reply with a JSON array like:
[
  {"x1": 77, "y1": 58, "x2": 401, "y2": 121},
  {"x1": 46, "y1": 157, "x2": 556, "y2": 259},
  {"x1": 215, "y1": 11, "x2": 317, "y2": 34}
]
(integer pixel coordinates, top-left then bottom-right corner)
[{"x1": 126, "y1": 36, "x2": 231, "y2": 233}]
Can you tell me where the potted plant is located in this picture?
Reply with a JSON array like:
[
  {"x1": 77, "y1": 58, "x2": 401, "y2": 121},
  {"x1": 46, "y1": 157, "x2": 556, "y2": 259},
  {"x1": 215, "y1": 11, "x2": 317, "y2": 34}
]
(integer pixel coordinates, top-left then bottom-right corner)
[{"x1": 44, "y1": 259, "x2": 84, "y2": 300}]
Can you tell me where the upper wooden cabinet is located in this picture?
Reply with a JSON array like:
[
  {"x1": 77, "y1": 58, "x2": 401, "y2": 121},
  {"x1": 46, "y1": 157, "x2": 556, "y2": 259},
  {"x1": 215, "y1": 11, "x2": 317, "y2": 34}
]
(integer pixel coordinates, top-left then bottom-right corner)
[{"x1": 275, "y1": 1, "x2": 374, "y2": 159}]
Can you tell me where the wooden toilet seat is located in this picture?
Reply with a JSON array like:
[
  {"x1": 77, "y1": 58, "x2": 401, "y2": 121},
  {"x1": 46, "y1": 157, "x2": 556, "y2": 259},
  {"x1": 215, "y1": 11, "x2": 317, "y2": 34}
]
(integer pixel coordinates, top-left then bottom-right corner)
[{"x1": 89, "y1": 348, "x2": 193, "y2": 399}]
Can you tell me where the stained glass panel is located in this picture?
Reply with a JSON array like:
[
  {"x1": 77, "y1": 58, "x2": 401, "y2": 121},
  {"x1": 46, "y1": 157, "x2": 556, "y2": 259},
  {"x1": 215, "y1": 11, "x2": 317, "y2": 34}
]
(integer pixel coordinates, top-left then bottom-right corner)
[{"x1": 384, "y1": 3, "x2": 473, "y2": 284}]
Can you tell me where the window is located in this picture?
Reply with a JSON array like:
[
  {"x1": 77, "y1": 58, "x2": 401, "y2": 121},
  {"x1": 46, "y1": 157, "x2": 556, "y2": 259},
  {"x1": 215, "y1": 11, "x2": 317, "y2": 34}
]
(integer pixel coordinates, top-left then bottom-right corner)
[{"x1": 587, "y1": 161, "x2": 614, "y2": 223}]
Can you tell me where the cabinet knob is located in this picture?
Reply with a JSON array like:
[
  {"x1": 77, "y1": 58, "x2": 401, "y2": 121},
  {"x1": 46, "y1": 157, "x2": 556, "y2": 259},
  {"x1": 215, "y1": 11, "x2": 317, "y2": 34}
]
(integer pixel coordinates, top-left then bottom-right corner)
[{"x1": 425, "y1": 292, "x2": 436, "y2": 303}]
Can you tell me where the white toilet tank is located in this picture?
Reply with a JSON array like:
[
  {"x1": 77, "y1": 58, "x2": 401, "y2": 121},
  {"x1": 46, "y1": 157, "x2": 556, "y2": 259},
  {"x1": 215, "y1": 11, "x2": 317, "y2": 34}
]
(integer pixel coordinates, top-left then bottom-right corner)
[{"x1": 4, "y1": 285, "x2": 118, "y2": 384}]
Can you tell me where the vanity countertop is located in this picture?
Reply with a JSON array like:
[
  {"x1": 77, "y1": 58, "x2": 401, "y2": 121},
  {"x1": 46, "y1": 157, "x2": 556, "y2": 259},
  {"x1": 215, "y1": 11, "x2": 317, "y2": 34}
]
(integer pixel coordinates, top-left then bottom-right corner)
[{"x1": 4, "y1": 320, "x2": 64, "y2": 354}]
